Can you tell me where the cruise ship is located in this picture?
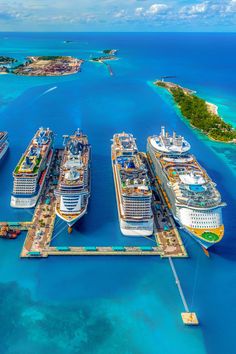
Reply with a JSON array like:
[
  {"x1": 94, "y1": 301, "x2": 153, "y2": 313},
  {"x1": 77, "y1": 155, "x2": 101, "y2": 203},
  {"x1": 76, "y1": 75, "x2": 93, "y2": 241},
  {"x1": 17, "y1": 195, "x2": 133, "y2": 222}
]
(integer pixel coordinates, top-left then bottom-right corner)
[
  {"x1": 147, "y1": 127, "x2": 225, "y2": 248},
  {"x1": 0, "y1": 131, "x2": 9, "y2": 160},
  {"x1": 55, "y1": 129, "x2": 91, "y2": 228},
  {"x1": 112, "y1": 132, "x2": 153, "y2": 236},
  {"x1": 11, "y1": 127, "x2": 54, "y2": 208}
]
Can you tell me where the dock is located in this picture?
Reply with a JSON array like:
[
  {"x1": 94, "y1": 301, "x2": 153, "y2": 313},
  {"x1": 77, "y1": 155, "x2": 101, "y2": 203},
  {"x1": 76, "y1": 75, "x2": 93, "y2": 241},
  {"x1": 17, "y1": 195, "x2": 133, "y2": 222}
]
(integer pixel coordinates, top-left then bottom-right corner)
[
  {"x1": 0, "y1": 150, "x2": 187, "y2": 260},
  {"x1": 144, "y1": 152, "x2": 188, "y2": 258}
]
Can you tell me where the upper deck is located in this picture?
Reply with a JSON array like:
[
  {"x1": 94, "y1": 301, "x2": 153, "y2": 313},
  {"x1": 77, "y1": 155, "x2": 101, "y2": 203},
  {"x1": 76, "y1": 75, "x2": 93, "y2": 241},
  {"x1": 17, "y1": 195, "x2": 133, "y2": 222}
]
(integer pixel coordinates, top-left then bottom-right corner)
[
  {"x1": 149, "y1": 126, "x2": 190, "y2": 154},
  {"x1": 14, "y1": 128, "x2": 53, "y2": 177},
  {"x1": 58, "y1": 129, "x2": 90, "y2": 189},
  {"x1": 148, "y1": 128, "x2": 224, "y2": 209},
  {"x1": 112, "y1": 132, "x2": 151, "y2": 198}
]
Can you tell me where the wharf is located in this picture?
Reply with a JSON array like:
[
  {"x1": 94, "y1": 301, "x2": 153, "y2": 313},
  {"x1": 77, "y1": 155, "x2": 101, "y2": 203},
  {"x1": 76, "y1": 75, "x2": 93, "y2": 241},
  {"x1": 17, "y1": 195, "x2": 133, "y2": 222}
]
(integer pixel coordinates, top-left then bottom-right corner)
[
  {"x1": 144, "y1": 153, "x2": 187, "y2": 258},
  {"x1": 1, "y1": 150, "x2": 186, "y2": 259},
  {"x1": 0, "y1": 221, "x2": 33, "y2": 231}
]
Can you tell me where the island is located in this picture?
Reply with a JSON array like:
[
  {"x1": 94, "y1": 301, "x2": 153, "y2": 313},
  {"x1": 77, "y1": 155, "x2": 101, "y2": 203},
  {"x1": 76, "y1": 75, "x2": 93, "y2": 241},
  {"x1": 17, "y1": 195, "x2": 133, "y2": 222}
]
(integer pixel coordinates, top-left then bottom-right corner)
[
  {"x1": 0, "y1": 66, "x2": 9, "y2": 74},
  {"x1": 155, "y1": 80, "x2": 236, "y2": 143},
  {"x1": 90, "y1": 55, "x2": 117, "y2": 63},
  {"x1": 103, "y1": 49, "x2": 118, "y2": 55},
  {"x1": 13, "y1": 56, "x2": 83, "y2": 76},
  {"x1": 0, "y1": 56, "x2": 17, "y2": 65}
]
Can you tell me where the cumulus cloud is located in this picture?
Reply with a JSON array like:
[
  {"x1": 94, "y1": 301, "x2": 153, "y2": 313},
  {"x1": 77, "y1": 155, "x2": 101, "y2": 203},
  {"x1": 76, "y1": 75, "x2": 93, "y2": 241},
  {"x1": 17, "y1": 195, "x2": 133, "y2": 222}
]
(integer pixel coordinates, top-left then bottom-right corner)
[
  {"x1": 0, "y1": 0, "x2": 236, "y2": 30},
  {"x1": 179, "y1": 2, "x2": 208, "y2": 18},
  {"x1": 146, "y1": 3, "x2": 168, "y2": 15},
  {"x1": 134, "y1": 3, "x2": 169, "y2": 18},
  {"x1": 135, "y1": 7, "x2": 144, "y2": 16}
]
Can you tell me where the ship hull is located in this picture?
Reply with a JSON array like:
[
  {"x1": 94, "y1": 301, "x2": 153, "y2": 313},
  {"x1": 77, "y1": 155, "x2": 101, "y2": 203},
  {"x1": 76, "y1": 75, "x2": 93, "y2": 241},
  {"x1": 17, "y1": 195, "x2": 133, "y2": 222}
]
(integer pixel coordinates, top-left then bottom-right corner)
[
  {"x1": 120, "y1": 219, "x2": 153, "y2": 236},
  {"x1": 10, "y1": 193, "x2": 40, "y2": 208},
  {"x1": 55, "y1": 202, "x2": 88, "y2": 227},
  {"x1": 181, "y1": 224, "x2": 220, "y2": 249}
]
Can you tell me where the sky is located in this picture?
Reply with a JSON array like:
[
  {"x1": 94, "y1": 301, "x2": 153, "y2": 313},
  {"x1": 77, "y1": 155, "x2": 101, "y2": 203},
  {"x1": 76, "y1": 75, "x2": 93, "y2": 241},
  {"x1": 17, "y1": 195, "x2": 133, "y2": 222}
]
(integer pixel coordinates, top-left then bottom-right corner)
[{"x1": 0, "y1": 0, "x2": 235, "y2": 32}]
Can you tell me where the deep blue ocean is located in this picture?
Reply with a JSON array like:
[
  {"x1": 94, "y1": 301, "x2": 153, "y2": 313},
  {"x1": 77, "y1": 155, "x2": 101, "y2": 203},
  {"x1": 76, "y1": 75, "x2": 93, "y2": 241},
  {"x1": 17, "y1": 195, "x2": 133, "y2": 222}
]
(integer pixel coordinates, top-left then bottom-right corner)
[{"x1": 0, "y1": 33, "x2": 236, "y2": 354}]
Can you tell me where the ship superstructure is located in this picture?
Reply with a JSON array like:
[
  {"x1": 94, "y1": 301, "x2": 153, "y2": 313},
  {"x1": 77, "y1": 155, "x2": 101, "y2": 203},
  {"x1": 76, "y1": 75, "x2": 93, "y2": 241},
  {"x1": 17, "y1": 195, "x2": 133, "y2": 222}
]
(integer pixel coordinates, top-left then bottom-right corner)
[
  {"x1": 0, "y1": 131, "x2": 9, "y2": 160},
  {"x1": 11, "y1": 127, "x2": 53, "y2": 208},
  {"x1": 112, "y1": 132, "x2": 153, "y2": 236},
  {"x1": 147, "y1": 126, "x2": 225, "y2": 248},
  {"x1": 55, "y1": 129, "x2": 91, "y2": 227}
]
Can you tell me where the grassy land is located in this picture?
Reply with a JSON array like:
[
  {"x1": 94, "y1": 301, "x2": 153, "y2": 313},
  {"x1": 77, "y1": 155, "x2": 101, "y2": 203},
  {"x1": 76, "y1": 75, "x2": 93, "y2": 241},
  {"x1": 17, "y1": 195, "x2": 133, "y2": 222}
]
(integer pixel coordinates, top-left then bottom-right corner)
[{"x1": 156, "y1": 82, "x2": 236, "y2": 143}]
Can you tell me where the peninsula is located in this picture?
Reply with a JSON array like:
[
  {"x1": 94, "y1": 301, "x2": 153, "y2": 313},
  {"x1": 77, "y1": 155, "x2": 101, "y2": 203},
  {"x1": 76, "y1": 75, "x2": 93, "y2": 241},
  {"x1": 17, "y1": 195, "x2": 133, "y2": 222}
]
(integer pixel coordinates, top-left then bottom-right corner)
[
  {"x1": 13, "y1": 56, "x2": 83, "y2": 76},
  {"x1": 155, "y1": 80, "x2": 236, "y2": 143}
]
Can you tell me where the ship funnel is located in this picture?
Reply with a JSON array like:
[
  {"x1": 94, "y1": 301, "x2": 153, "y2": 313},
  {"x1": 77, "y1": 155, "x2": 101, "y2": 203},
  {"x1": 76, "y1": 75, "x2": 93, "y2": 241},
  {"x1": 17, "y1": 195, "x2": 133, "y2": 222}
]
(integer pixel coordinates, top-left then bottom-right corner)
[{"x1": 161, "y1": 126, "x2": 165, "y2": 137}]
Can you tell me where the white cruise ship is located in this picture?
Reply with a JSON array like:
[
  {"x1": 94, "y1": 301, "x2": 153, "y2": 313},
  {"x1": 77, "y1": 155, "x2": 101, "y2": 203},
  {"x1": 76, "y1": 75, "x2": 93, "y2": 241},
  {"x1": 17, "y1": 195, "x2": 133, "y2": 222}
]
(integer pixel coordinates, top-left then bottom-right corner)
[
  {"x1": 0, "y1": 131, "x2": 9, "y2": 160},
  {"x1": 11, "y1": 127, "x2": 54, "y2": 208},
  {"x1": 55, "y1": 129, "x2": 91, "y2": 228},
  {"x1": 147, "y1": 127, "x2": 225, "y2": 248},
  {"x1": 112, "y1": 132, "x2": 153, "y2": 236}
]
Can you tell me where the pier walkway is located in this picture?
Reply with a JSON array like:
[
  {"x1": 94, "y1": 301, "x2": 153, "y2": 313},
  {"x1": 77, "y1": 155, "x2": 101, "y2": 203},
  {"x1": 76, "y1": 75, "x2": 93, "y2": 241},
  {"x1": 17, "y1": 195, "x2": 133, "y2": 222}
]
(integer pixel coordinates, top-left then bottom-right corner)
[{"x1": 144, "y1": 153, "x2": 187, "y2": 258}]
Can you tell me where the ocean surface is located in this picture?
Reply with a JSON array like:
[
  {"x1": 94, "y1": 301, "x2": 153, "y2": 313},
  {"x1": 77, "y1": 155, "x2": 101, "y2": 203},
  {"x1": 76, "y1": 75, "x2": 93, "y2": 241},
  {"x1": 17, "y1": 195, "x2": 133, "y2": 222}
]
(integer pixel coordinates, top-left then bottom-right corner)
[{"x1": 0, "y1": 32, "x2": 235, "y2": 354}]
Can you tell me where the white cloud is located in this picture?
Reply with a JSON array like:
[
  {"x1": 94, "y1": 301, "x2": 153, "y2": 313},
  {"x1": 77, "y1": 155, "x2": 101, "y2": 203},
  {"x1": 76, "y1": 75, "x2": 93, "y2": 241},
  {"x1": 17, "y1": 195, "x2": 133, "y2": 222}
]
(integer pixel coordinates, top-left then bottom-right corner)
[
  {"x1": 113, "y1": 9, "x2": 127, "y2": 18},
  {"x1": 135, "y1": 7, "x2": 144, "y2": 16},
  {"x1": 146, "y1": 4, "x2": 168, "y2": 15},
  {"x1": 189, "y1": 3, "x2": 208, "y2": 14},
  {"x1": 179, "y1": 2, "x2": 209, "y2": 18}
]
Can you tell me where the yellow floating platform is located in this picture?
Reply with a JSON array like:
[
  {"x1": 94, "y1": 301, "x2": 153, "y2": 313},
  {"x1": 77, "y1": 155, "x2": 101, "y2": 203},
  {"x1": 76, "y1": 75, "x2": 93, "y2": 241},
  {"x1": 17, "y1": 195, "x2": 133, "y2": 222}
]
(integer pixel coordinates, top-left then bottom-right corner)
[{"x1": 181, "y1": 312, "x2": 199, "y2": 326}]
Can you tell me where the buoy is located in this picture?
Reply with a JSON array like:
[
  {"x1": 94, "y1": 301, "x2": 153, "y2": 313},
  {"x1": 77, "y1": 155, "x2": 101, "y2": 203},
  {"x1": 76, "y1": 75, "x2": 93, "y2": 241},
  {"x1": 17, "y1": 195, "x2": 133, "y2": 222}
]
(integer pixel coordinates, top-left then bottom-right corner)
[{"x1": 68, "y1": 226, "x2": 73, "y2": 234}]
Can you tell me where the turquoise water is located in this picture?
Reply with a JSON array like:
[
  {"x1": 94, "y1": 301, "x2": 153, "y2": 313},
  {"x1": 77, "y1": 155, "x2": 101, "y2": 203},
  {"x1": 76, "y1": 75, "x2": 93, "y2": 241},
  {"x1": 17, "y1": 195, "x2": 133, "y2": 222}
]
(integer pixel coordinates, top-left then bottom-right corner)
[{"x1": 0, "y1": 33, "x2": 236, "y2": 354}]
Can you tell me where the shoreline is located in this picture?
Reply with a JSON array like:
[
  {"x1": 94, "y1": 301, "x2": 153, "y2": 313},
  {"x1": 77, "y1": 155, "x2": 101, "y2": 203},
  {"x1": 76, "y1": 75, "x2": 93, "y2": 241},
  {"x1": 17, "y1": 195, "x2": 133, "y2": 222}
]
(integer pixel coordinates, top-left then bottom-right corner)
[{"x1": 154, "y1": 80, "x2": 236, "y2": 144}]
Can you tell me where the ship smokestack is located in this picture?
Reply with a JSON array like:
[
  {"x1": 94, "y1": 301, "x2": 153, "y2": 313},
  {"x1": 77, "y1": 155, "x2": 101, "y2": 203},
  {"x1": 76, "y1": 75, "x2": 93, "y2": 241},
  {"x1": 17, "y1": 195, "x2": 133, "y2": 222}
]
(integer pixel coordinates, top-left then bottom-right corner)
[{"x1": 161, "y1": 126, "x2": 165, "y2": 137}]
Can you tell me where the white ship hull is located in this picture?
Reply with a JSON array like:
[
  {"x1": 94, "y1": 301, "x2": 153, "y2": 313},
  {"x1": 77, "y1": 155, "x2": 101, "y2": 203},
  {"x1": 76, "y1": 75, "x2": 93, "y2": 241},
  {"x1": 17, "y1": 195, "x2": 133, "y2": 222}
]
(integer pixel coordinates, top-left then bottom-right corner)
[
  {"x1": 0, "y1": 140, "x2": 9, "y2": 160},
  {"x1": 10, "y1": 193, "x2": 40, "y2": 208},
  {"x1": 120, "y1": 218, "x2": 153, "y2": 236},
  {"x1": 56, "y1": 202, "x2": 88, "y2": 227}
]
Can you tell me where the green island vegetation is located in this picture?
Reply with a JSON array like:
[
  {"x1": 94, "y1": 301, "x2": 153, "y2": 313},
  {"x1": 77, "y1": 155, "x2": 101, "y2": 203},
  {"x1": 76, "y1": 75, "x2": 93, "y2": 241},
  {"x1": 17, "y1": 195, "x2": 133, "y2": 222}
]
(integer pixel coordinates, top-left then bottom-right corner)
[
  {"x1": 34, "y1": 56, "x2": 67, "y2": 61},
  {"x1": 157, "y1": 82, "x2": 236, "y2": 142},
  {"x1": 0, "y1": 56, "x2": 17, "y2": 64},
  {"x1": 103, "y1": 49, "x2": 114, "y2": 54}
]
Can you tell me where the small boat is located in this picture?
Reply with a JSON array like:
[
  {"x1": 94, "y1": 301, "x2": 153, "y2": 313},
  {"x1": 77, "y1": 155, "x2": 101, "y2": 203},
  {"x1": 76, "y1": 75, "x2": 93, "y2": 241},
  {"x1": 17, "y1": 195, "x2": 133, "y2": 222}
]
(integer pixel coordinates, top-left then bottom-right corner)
[{"x1": 0, "y1": 226, "x2": 21, "y2": 239}]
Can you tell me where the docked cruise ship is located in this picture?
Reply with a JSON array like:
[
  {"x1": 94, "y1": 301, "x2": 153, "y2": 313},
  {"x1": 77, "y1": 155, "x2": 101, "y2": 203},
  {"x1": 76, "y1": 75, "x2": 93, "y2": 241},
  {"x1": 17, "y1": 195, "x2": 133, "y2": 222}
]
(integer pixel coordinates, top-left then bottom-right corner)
[
  {"x1": 0, "y1": 131, "x2": 9, "y2": 160},
  {"x1": 112, "y1": 132, "x2": 153, "y2": 236},
  {"x1": 147, "y1": 127, "x2": 225, "y2": 248},
  {"x1": 55, "y1": 129, "x2": 91, "y2": 228},
  {"x1": 11, "y1": 127, "x2": 54, "y2": 208}
]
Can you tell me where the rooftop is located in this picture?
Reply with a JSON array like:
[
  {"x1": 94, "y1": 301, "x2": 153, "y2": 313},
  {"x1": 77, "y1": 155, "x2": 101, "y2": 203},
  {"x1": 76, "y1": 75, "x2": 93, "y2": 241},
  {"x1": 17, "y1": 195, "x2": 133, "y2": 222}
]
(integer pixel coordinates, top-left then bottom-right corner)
[{"x1": 14, "y1": 127, "x2": 53, "y2": 175}]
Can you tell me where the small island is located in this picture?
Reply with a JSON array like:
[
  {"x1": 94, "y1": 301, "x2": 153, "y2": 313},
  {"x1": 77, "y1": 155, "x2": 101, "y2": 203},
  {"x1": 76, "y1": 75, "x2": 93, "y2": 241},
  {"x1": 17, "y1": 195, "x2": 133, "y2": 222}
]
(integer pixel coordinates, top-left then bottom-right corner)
[
  {"x1": 155, "y1": 80, "x2": 236, "y2": 143},
  {"x1": 0, "y1": 56, "x2": 17, "y2": 65},
  {"x1": 90, "y1": 55, "x2": 117, "y2": 63},
  {"x1": 13, "y1": 56, "x2": 83, "y2": 76},
  {"x1": 103, "y1": 49, "x2": 117, "y2": 55}
]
